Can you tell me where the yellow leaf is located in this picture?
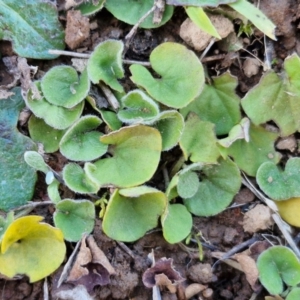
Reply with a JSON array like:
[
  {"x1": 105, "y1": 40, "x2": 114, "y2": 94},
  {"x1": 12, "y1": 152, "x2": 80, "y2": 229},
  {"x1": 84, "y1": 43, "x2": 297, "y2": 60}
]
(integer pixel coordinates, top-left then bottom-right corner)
[
  {"x1": 0, "y1": 216, "x2": 66, "y2": 282},
  {"x1": 276, "y1": 197, "x2": 300, "y2": 227}
]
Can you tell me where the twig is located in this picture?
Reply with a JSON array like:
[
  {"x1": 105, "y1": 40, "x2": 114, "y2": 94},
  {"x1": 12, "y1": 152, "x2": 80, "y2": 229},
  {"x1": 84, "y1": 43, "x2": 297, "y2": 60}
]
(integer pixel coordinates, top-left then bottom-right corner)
[
  {"x1": 153, "y1": 0, "x2": 165, "y2": 24},
  {"x1": 12, "y1": 200, "x2": 53, "y2": 211},
  {"x1": 200, "y1": 38, "x2": 216, "y2": 61},
  {"x1": 98, "y1": 82, "x2": 120, "y2": 110},
  {"x1": 123, "y1": 5, "x2": 156, "y2": 56},
  {"x1": 162, "y1": 165, "x2": 170, "y2": 190},
  {"x1": 48, "y1": 50, "x2": 151, "y2": 66},
  {"x1": 116, "y1": 241, "x2": 136, "y2": 259},
  {"x1": 201, "y1": 54, "x2": 226, "y2": 63}
]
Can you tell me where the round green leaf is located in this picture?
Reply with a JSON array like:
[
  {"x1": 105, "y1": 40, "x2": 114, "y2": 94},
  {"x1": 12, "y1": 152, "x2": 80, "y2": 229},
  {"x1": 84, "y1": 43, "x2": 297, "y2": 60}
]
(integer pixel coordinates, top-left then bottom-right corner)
[
  {"x1": 257, "y1": 158, "x2": 300, "y2": 201},
  {"x1": 59, "y1": 115, "x2": 107, "y2": 161},
  {"x1": 183, "y1": 158, "x2": 241, "y2": 216},
  {"x1": 85, "y1": 125, "x2": 162, "y2": 188},
  {"x1": 227, "y1": 124, "x2": 280, "y2": 177},
  {"x1": 87, "y1": 40, "x2": 124, "y2": 92},
  {"x1": 24, "y1": 151, "x2": 49, "y2": 174},
  {"x1": 102, "y1": 187, "x2": 167, "y2": 242},
  {"x1": 117, "y1": 90, "x2": 159, "y2": 124},
  {"x1": 180, "y1": 113, "x2": 220, "y2": 163},
  {"x1": 0, "y1": 216, "x2": 66, "y2": 282},
  {"x1": 287, "y1": 288, "x2": 300, "y2": 300},
  {"x1": 162, "y1": 204, "x2": 193, "y2": 244},
  {"x1": 63, "y1": 163, "x2": 99, "y2": 194},
  {"x1": 130, "y1": 42, "x2": 204, "y2": 109},
  {"x1": 76, "y1": 0, "x2": 105, "y2": 15},
  {"x1": 105, "y1": 0, "x2": 174, "y2": 29},
  {"x1": 28, "y1": 115, "x2": 66, "y2": 153},
  {"x1": 54, "y1": 199, "x2": 95, "y2": 242},
  {"x1": 257, "y1": 246, "x2": 300, "y2": 295},
  {"x1": 180, "y1": 72, "x2": 241, "y2": 135},
  {"x1": 41, "y1": 67, "x2": 90, "y2": 108},
  {"x1": 25, "y1": 82, "x2": 84, "y2": 130},
  {"x1": 177, "y1": 171, "x2": 200, "y2": 199},
  {"x1": 155, "y1": 110, "x2": 184, "y2": 151}
]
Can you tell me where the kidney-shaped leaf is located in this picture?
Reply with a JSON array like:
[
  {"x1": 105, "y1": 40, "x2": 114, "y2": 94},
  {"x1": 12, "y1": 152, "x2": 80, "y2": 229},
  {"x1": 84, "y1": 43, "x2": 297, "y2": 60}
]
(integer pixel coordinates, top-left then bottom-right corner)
[
  {"x1": 102, "y1": 187, "x2": 167, "y2": 242},
  {"x1": 242, "y1": 55, "x2": 300, "y2": 137},
  {"x1": 180, "y1": 113, "x2": 220, "y2": 163},
  {"x1": 167, "y1": 0, "x2": 236, "y2": 6},
  {"x1": 257, "y1": 158, "x2": 300, "y2": 201},
  {"x1": 287, "y1": 288, "x2": 300, "y2": 300},
  {"x1": 181, "y1": 72, "x2": 241, "y2": 136},
  {"x1": 183, "y1": 158, "x2": 241, "y2": 216},
  {"x1": 105, "y1": 0, "x2": 174, "y2": 29},
  {"x1": 28, "y1": 115, "x2": 66, "y2": 153},
  {"x1": 41, "y1": 67, "x2": 90, "y2": 108},
  {"x1": 26, "y1": 82, "x2": 84, "y2": 130},
  {"x1": 54, "y1": 199, "x2": 95, "y2": 242},
  {"x1": 60, "y1": 115, "x2": 107, "y2": 161},
  {"x1": 63, "y1": 163, "x2": 99, "y2": 194},
  {"x1": 227, "y1": 124, "x2": 280, "y2": 177},
  {"x1": 0, "y1": 88, "x2": 37, "y2": 211},
  {"x1": 0, "y1": 216, "x2": 66, "y2": 282},
  {"x1": 117, "y1": 90, "x2": 160, "y2": 124},
  {"x1": 76, "y1": 0, "x2": 105, "y2": 16},
  {"x1": 162, "y1": 204, "x2": 193, "y2": 244},
  {"x1": 0, "y1": 0, "x2": 64, "y2": 59},
  {"x1": 130, "y1": 42, "x2": 204, "y2": 109},
  {"x1": 155, "y1": 110, "x2": 185, "y2": 151},
  {"x1": 87, "y1": 40, "x2": 124, "y2": 93},
  {"x1": 257, "y1": 246, "x2": 300, "y2": 295},
  {"x1": 85, "y1": 125, "x2": 162, "y2": 188}
]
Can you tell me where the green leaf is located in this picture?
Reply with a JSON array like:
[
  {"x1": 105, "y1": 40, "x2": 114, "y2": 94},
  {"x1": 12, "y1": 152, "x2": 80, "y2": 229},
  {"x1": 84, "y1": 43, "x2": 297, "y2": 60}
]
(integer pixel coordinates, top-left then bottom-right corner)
[
  {"x1": 28, "y1": 115, "x2": 66, "y2": 153},
  {"x1": 257, "y1": 246, "x2": 300, "y2": 295},
  {"x1": 76, "y1": 0, "x2": 105, "y2": 15},
  {"x1": 102, "y1": 187, "x2": 166, "y2": 242},
  {"x1": 87, "y1": 40, "x2": 124, "y2": 92},
  {"x1": 47, "y1": 179, "x2": 61, "y2": 204},
  {"x1": 242, "y1": 55, "x2": 300, "y2": 136},
  {"x1": 179, "y1": 113, "x2": 220, "y2": 163},
  {"x1": 0, "y1": 216, "x2": 66, "y2": 282},
  {"x1": 228, "y1": 0, "x2": 276, "y2": 40},
  {"x1": 130, "y1": 42, "x2": 204, "y2": 109},
  {"x1": 85, "y1": 125, "x2": 162, "y2": 188},
  {"x1": 100, "y1": 110, "x2": 122, "y2": 131},
  {"x1": 227, "y1": 124, "x2": 280, "y2": 176},
  {"x1": 0, "y1": 212, "x2": 14, "y2": 242},
  {"x1": 63, "y1": 163, "x2": 99, "y2": 194},
  {"x1": 54, "y1": 199, "x2": 95, "y2": 242},
  {"x1": 181, "y1": 72, "x2": 241, "y2": 136},
  {"x1": 177, "y1": 171, "x2": 200, "y2": 199},
  {"x1": 117, "y1": 90, "x2": 160, "y2": 124},
  {"x1": 287, "y1": 288, "x2": 300, "y2": 300},
  {"x1": 183, "y1": 158, "x2": 241, "y2": 216},
  {"x1": 59, "y1": 115, "x2": 107, "y2": 161},
  {"x1": 105, "y1": 0, "x2": 174, "y2": 29},
  {"x1": 0, "y1": 0, "x2": 64, "y2": 59},
  {"x1": 0, "y1": 88, "x2": 37, "y2": 211},
  {"x1": 185, "y1": 7, "x2": 221, "y2": 39},
  {"x1": 41, "y1": 67, "x2": 90, "y2": 108},
  {"x1": 24, "y1": 151, "x2": 49, "y2": 174},
  {"x1": 162, "y1": 204, "x2": 193, "y2": 244},
  {"x1": 166, "y1": 0, "x2": 237, "y2": 6},
  {"x1": 25, "y1": 82, "x2": 84, "y2": 130},
  {"x1": 155, "y1": 110, "x2": 185, "y2": 151},
  {"x1": 256, "y1": 158, "x2": 300, "y2": 201}
]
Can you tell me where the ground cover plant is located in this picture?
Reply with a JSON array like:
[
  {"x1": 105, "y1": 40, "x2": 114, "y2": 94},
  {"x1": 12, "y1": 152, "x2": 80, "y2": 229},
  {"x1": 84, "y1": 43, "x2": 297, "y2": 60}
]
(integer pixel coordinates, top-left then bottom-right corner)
[{"x1": 1, "y1": 0, "x2": 300, "y2": 299}]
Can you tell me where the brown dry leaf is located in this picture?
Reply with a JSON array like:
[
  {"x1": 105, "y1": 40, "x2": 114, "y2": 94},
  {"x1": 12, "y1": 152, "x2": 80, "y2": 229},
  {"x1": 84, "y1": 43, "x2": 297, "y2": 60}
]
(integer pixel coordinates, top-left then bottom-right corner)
[
  {"x1": 243, "y1": 204, "x2": 274, "y2": 233},
  {"x1": 233, "y1": 253, "x2": 260, "y2": 291},
  {"x1": 65, "y1": 10, "x2": 90, "y2": 50},
  {"x1": 87, "y1": 235, "x2": 116, "y2": 275},
  {"x1": 155, "y1": 273, "x2": 177, "y2": 293},
  {"x1": 143, "y1": 258, "x2": 185, "y2": 290},
  {"x1": 55, "y1": 285, "x2": 94, "y2": 300},
  {"x1": 67, "y1": 237, "x2": 92, "y2": 281}
]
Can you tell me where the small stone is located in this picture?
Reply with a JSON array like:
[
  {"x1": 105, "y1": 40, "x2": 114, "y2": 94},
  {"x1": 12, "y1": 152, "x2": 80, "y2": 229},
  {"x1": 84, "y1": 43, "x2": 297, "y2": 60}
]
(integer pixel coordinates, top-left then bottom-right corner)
[
  {"x1": 223, "y1": 227, "x2": 238, "y2": 245},
  {"x1": 276, "y1": 136, "x2": 297, "y2": 152},
  {"x1": 243, "y1": 57, "x2": 261, "y2": 78},
  {"x1": 234, "y1": 188, "x2": 255, "y2": 204},
  {"x1": 187, "y1": 263, "x2": 213, "y2": 284}
]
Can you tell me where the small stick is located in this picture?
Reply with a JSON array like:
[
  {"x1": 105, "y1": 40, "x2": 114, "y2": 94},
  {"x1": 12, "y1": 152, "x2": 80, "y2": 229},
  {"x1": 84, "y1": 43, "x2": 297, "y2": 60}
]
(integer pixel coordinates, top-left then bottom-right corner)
[
  {"x1": 153, "y1": 0, "x2": 165, "y2": 24},
  {"x1": 48, "y1": 50, "x2": 151, "y2": 67},
  {"x1": 162, "y1": 165, "x2": 170, "y2": 190},
  {"x1": 200, "y1": 38, "x2": 215, "y2": 61},
  {"x1": 12, "y1": 200, "x2": 53, "y2": 211},
  {"x1": 124, "y1": 5, "x2": 156, "y2": 55},
  {"x1": 98, "y1": 82, "x2": 120, "y2": 110},
  {"x1": 116, "y1": 241, "x2": 136, "y2": 259}
]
